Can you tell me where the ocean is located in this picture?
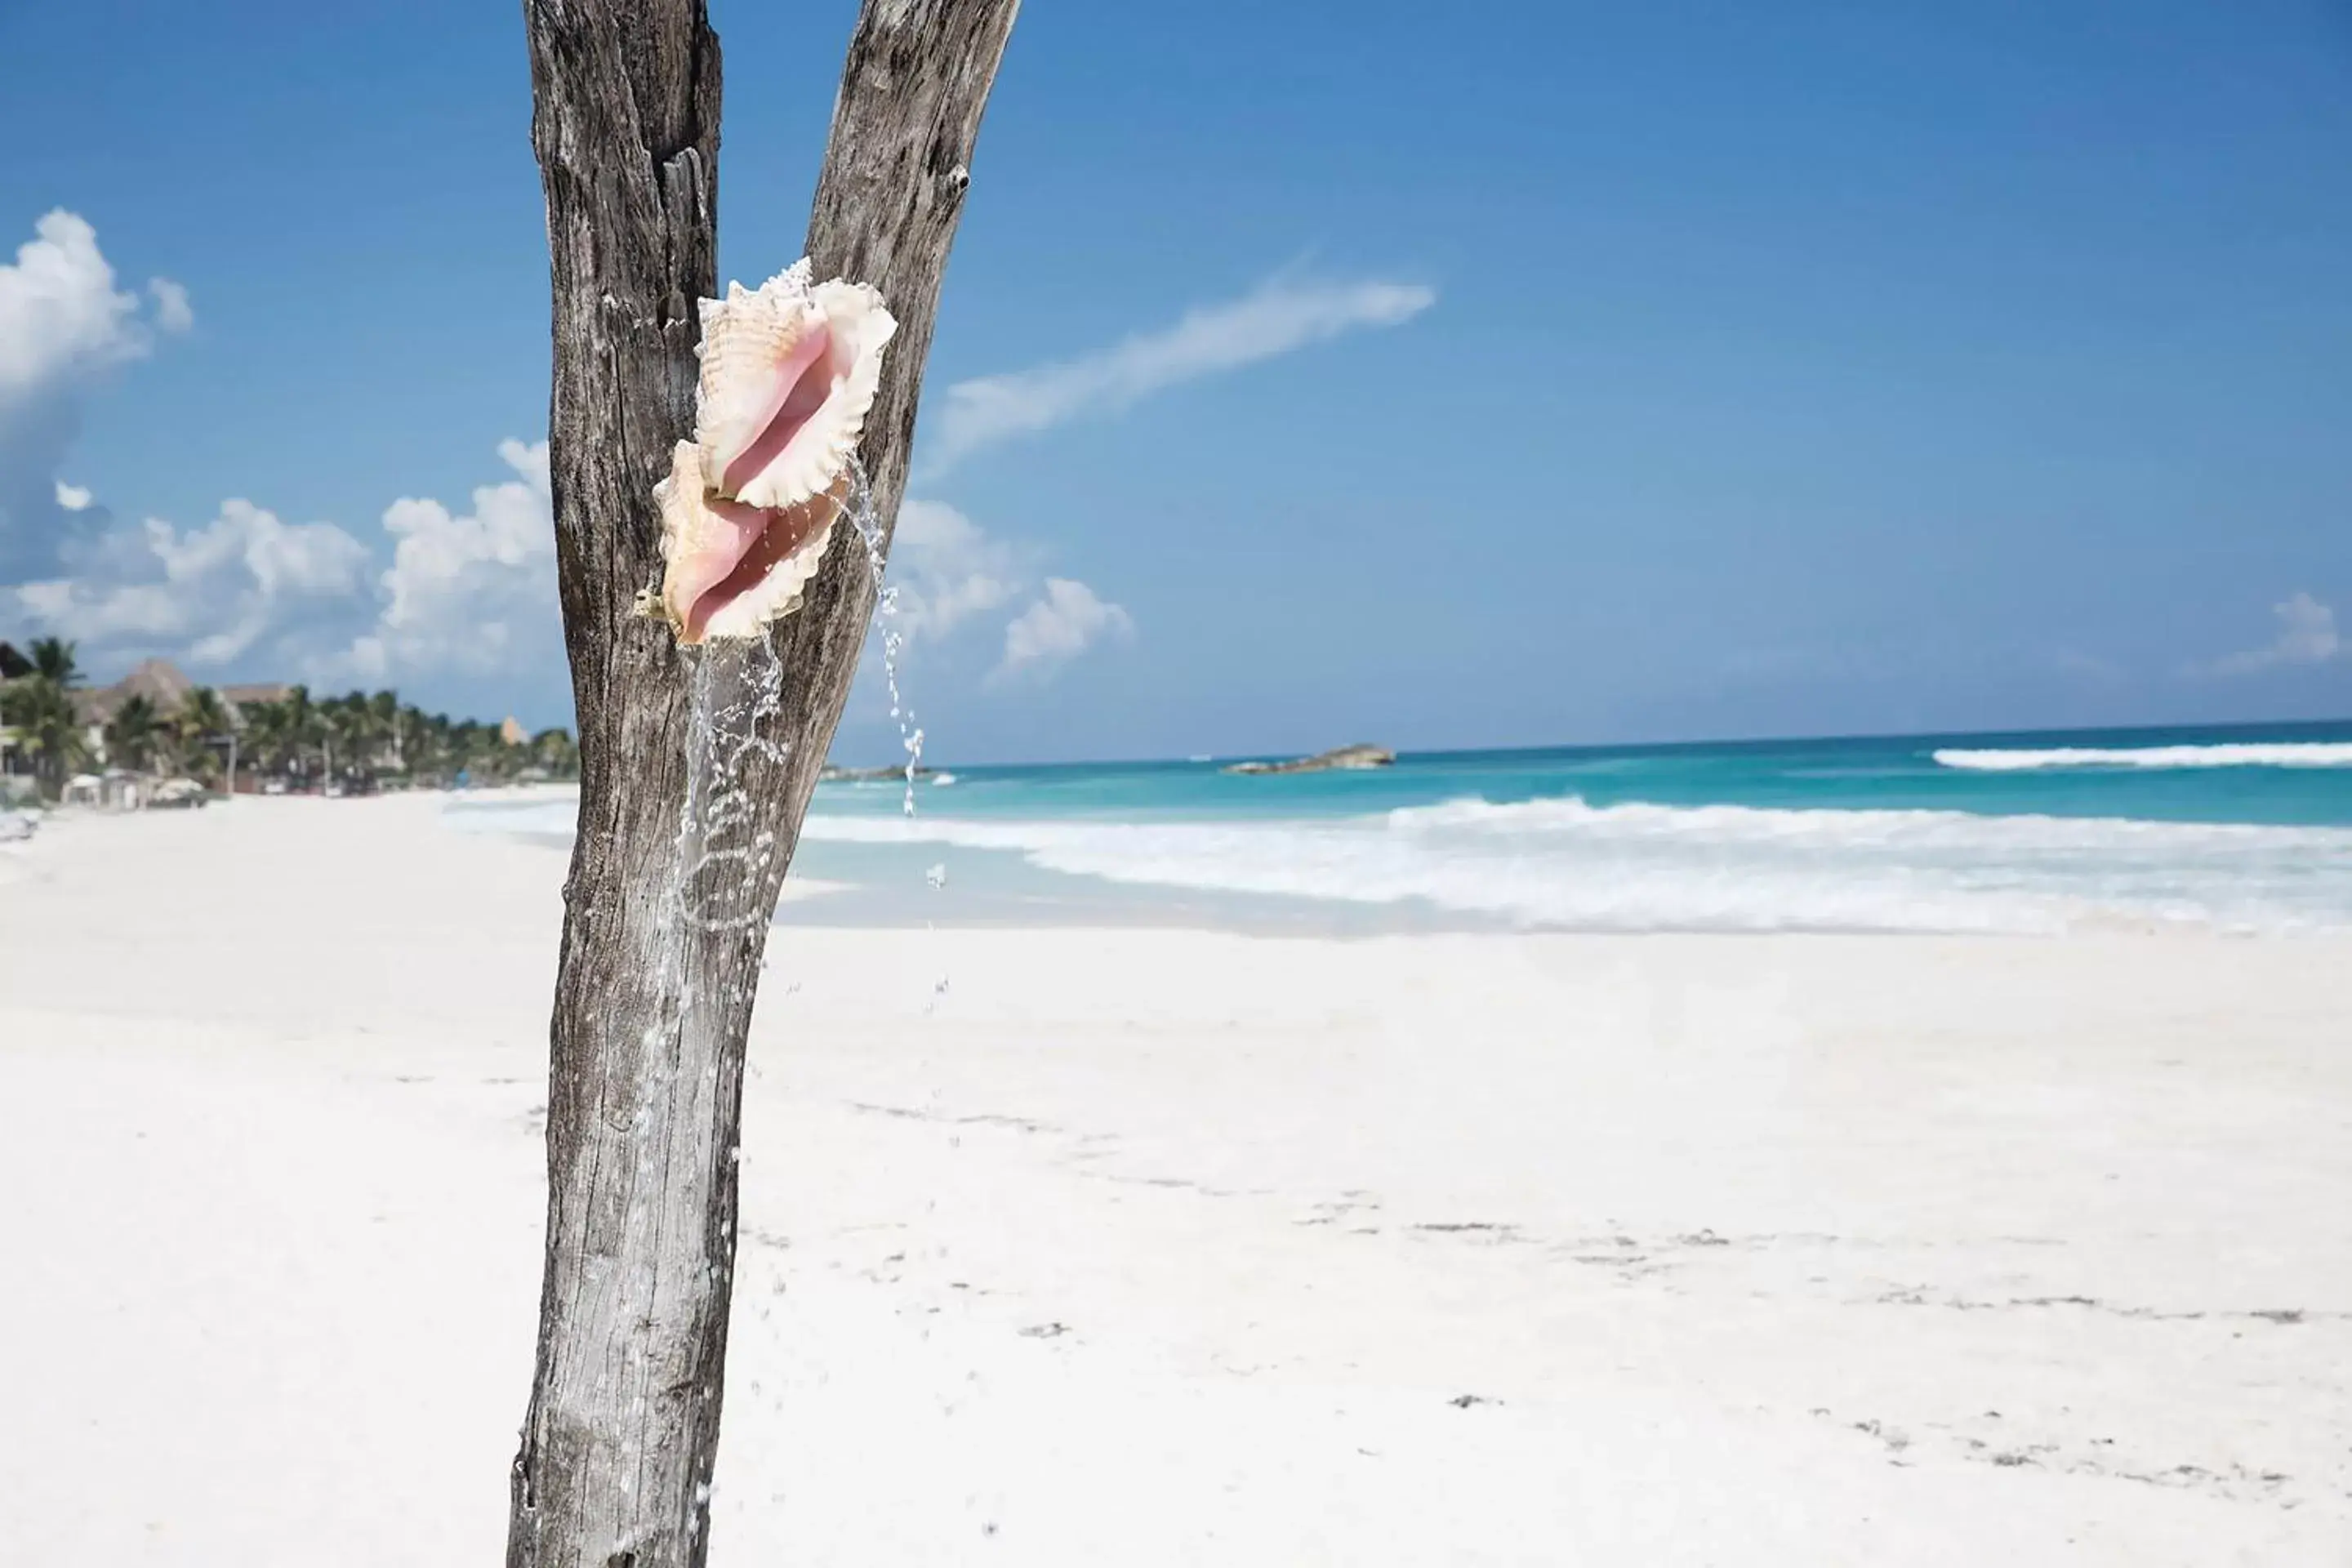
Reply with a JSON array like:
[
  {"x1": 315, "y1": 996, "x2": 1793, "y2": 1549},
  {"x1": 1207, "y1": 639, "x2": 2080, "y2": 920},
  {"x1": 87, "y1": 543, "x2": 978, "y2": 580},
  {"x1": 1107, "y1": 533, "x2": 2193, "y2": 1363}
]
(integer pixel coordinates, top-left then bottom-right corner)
[{"x1": 444, "y1": 719, "x2": 2352, "y2": 936}]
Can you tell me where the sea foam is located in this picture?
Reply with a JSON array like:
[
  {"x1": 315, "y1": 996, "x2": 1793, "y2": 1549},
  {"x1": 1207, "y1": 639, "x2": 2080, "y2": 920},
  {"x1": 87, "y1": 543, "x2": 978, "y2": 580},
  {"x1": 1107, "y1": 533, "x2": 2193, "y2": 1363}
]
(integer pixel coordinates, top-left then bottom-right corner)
[
  {"x1": 1934, "y1": 742, "x2": 2352, "y2": 772},
  {"x1": 798, "y1": 795, "x2": 2352, "y2": 936},
  {"x1": 444, "y1": 790, "x2": 2352, "y2": 935}
]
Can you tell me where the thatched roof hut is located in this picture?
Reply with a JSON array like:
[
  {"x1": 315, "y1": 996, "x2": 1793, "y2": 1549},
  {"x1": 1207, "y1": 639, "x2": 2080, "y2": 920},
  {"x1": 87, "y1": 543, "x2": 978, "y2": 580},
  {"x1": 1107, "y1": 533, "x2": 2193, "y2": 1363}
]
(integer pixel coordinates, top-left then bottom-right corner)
[
  {"x1": 74, "y1": 658, "x2": 200, "y2": 726},
  {"x1": 65, "y1": 662, "x2": 292, "y2": 729}
]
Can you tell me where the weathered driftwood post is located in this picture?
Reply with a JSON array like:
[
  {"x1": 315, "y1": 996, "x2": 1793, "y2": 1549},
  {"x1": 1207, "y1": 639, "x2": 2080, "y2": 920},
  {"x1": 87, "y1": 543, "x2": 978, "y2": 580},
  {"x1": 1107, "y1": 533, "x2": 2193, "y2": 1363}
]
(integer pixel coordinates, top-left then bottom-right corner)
[{"x1": 510, "y1": 3, "x2": 1018, "y2": 1563}]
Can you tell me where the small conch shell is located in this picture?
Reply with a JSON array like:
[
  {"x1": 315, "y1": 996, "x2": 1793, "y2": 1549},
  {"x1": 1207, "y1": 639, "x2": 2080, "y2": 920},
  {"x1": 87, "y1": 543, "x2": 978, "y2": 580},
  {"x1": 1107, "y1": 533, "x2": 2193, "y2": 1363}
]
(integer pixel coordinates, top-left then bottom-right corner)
[
  {"x1": 655, "y1": 442, "x2": 847, "y2": 644},
  {"x1": 694, "y1": 261, "x2": 897, "y2": 512}
]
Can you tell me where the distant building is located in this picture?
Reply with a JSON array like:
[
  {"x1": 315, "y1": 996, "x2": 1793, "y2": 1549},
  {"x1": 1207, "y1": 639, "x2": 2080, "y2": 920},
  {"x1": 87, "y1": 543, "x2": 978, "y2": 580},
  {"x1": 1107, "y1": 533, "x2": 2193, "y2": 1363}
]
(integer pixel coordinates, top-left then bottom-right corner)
[
  {"x1": 501, "y1": 715, "x2": 528, "y2": 747},
  {"x1": 69, "y1": 662, "x2": 291, "y2": 728},
  {"x1": 219, "y1": 683, "x2": 294, "y2": 713},
  {"x1": 0, "y1": 640, "x2": 30, "y2": 681},
  {"x1": 49, "y1": 660, "x2": 292, "y2": 771},
  {"x1": 73, "y1": 657, "x2": 201, "y2": 728}
]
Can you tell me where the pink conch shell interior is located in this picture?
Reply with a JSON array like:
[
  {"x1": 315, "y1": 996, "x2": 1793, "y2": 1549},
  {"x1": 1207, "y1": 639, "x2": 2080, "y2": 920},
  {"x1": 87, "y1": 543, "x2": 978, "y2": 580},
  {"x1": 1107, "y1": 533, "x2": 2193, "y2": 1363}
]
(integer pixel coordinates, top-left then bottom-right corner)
[
  {"x1": 658, "y1": 265, "x2": 893, "y2": 642},
  {"x1": 658, "y1": 443, "x2": 846, "y2": 645},
  {"x1": 697, "y1": 274, "x2": 893, "y2": 513},
  {"x1": 715, "y1": 318, "x2": 836, "y2": 498}
]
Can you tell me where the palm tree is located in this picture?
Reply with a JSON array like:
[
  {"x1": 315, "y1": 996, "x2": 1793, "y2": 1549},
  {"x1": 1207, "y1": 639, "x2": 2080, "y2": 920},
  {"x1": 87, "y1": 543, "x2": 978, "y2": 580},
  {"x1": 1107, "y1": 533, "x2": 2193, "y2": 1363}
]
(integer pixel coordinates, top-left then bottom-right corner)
[
  {"x1": 0, "y1": 674, "x2": 87, "y2": 799},
  {"x1": 352, "y1": 689, "x2": 388, "y2": 780},
  {"x1": 29, "y1": 637, "x2": 80, "y2": 688},
  {"x1": 152, "y1": 708, "x2": 194, "y2": 779},
  {"x1": 282, "y1": 685, "x2": 321, "y2": 791},
  {"x1": 239, "y1": 699, "x2": 294, "y2": 789},
  {"x1": 395, "y1": 703, "x2": 431, "y2": 782},
  {"x1": 428, "y1": 712, "x2": 456, "y2": 782},
  {"x1": 532, "y1": 727, "x2": 581, "y2": 778},
  {"x1": 104, "y1": 694, "x2": 161, "y2": 773},
  {"x1": 370, "y1": 689, "x2": 403, "y2": 771},
  {"x1": 448, "y1": 717, "x2": 498, "y2": 784},
  {"x1": 323, "y1": 692, "x2": 375, "y2": 791},
  {"x1": 176, "y1": 687, "x2": 234, "y2": 786}
]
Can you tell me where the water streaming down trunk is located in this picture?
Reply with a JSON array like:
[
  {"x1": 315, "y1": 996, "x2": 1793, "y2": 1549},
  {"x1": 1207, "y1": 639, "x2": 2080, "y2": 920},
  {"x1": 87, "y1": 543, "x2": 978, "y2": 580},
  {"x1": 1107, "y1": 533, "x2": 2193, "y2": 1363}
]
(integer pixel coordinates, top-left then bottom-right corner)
[
  {"x1": 844, "y1": 466, "x2": 927, "y2": 818},
  {"x1": 509, "y1": 3, "x2": 1018, "y2": 1563}
]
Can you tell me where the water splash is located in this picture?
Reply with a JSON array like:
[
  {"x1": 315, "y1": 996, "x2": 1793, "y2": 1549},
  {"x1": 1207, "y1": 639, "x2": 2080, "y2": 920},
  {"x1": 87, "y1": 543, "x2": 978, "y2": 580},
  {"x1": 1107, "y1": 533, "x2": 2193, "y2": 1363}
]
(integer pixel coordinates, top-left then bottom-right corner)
[
  {"x1": 840, "y1": 460, "x2": 925, "y2": 819},
  {"x1": 675, "y1": 636, "x2": 792, "y2": 933},
  {"x1": 655, "y1": 457, "x2": 941, "y2": 948},
  {"x1": 835, "y1": 461, "x2": 951, "y2": 1013},
  {"x1": 577, "y1": 599, "x2": 806, "y2": 1552},
  {"x1": 670, "y1": 457, "x2": 908, "y2": 940}
]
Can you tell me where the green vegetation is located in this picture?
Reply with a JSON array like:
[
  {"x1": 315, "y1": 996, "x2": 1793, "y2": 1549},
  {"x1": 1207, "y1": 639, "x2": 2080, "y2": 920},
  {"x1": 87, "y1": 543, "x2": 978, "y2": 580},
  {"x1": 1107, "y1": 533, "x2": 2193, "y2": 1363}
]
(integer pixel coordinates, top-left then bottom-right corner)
[
  {"x1": 231, "y1": 688, "x2": 578, "y2": 793},
  {"x1": 0, "y1": 635, "x2": 576, "y2": 801},
  {"x1": 103, "y1": 694, "x2": 161, "y2": 773},
  {"x1": 172, "y1": 687, "x2": 234, "y2": 783},
  {"x1": 0, "y1": 638, "x2": 91, "y2": 800}
]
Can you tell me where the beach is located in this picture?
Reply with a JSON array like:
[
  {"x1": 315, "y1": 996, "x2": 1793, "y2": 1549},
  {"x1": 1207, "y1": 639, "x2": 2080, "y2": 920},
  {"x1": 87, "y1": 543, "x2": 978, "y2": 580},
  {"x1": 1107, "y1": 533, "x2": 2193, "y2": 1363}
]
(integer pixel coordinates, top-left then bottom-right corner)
[{"x1": 2, "y1": 791, "x2": 2348, "y2": 1564}]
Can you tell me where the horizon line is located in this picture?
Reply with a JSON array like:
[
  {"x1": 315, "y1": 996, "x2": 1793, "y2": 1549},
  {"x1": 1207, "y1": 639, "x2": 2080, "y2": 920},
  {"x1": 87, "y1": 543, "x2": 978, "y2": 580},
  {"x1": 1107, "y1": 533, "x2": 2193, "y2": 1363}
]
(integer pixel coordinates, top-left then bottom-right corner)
[{"x1": 817, "y1": 712, "x2": 2352, "y2": 776}]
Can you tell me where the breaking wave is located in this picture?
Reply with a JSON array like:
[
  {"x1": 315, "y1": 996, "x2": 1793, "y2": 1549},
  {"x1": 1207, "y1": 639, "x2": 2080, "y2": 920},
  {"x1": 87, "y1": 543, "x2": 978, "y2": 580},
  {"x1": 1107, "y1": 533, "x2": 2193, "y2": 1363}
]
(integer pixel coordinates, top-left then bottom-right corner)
[
  {"x1": 1934, "y1": 742, "x2": 2352, "y2": 772},
  {"x1": 443, "y1": 789, "x2": 2352, "y2": 934},
  {"x1": 799, "y1": 795, "x2": 2352, "y2": 935}
]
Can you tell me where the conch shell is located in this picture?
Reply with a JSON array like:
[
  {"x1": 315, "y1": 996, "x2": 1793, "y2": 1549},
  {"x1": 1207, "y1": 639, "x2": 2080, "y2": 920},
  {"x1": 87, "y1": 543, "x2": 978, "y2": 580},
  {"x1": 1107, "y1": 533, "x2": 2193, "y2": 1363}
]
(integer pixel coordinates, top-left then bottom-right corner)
[
  {"x1": 657, "y1": 443, "x2": 849, "y2": 645},
  {"x1": 695, "y1": 262, "x2": 896, "y2": 511},
  {"x1": 653, "y1": 259, "x2": 896, "y2": 644}
]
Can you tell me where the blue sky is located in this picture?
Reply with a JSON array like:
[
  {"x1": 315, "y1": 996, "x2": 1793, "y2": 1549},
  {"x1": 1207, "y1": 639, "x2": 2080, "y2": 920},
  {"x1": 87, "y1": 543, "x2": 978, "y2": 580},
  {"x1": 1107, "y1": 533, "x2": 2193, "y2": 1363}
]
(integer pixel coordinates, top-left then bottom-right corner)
[{"x1": 2, "y1": 1, "x2": 2348, "y2": 763}]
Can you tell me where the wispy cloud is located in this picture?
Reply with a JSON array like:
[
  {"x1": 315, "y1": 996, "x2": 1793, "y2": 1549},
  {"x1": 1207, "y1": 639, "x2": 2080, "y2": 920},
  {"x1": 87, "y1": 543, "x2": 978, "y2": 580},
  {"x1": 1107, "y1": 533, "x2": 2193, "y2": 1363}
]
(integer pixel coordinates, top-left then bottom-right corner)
[
  {"x1": 994, "y1": 577, "x2": 1135, "y2": 681},
  {"x1": 2051, "y1": 646, "x2": 2127, "y2": 686},
  {"x1": 2201, "y1": 591, "x2": 2341, "y2": 676},
  {"x1": 888, "y1": 498, "x2": 1022, "y2": 642},
  {"x1": 147, "y1": 278, "x2": 194, "y2": 335},
  {"x1": 927, "y1": 271, "x2": 1435, "y2": 472},
  {"x1": 879, "y1": 498, "x2": 1132, "y2": 684}
]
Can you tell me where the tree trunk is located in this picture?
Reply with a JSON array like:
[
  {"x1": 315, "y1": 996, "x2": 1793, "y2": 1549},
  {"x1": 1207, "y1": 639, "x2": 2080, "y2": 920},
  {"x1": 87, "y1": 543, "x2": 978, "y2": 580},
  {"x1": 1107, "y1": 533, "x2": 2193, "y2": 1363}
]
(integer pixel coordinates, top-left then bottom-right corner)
[{"x1": 509, "y1": 4, "x2": 1018, "y2": 1565}]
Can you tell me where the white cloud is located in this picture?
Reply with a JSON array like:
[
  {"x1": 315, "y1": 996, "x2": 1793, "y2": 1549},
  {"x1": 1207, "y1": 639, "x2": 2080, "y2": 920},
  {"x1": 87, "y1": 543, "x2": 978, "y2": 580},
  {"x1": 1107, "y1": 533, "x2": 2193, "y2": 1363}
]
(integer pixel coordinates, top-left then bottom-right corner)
[
  {"x1": 338, "y1": 439, "x2": 559, "y2": 681},
  {"x1": 1, "y1": 210, "x2": 192, "y2": 574},
  {"x1": 54, "y1": 480, "x2": 91, "y2": 511},
  {"x1": 927, "y1": 271, "x2": 1436, "y2": 472},
  {"x1": 863, "y1": 498, "x2": 1129, "y2": 692},
  {"x1": 6, "y1": 439, "x2": 560, "y2": 695},
  {"x1": 149, "y1": 278, "x2": 194, "y2": 335},
  {"x1": 996, "y1": 577, "x2": 1134, "y2": 680},
  {"x1": 0, "y1": 210, "x2": 149, "y2": 403},
  {"x1": 886, "y1": 498, "x2": 1019, "y2": 641},
  {"x1": 9, "y1": 498, "x2": 372, "y2": 666},
  {"x1": 2206, "y1": 591, "x2": 2341, "y2": 676}
]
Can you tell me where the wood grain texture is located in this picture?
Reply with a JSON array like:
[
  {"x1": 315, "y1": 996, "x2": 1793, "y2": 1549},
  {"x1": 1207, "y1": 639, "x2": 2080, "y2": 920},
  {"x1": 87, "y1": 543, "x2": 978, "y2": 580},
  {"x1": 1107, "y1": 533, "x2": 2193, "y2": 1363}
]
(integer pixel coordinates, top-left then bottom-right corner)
[{"x1": 510, "y1": 3, "x2": 1015, "y2": 1565}]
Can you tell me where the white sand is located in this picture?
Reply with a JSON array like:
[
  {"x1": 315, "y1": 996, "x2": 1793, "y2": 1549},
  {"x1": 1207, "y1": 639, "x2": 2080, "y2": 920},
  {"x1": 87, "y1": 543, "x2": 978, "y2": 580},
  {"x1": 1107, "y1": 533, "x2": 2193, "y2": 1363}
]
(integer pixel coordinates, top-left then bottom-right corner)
[{"x1": 2, "y1": 794, "x2": 2346, "y2": 1564}]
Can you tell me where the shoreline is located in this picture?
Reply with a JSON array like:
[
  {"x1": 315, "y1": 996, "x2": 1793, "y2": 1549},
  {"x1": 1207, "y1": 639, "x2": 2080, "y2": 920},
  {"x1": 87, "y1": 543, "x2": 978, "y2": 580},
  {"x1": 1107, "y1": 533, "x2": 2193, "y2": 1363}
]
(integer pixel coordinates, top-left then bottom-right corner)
[
  {"x1": 446, "y1": 787, "x2": 2352, "y2": 941},
  {"x1": 2, "y1": 796, "x2": 2346, "y2": 1562}
]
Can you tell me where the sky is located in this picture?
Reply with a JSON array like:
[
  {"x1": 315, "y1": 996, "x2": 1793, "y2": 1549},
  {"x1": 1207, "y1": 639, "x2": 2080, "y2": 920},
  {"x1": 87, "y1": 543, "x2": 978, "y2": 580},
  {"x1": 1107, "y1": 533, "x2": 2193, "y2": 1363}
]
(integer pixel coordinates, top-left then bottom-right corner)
[{"x1": 2, "y1": 1, "x2": 2348, "y2": 764}]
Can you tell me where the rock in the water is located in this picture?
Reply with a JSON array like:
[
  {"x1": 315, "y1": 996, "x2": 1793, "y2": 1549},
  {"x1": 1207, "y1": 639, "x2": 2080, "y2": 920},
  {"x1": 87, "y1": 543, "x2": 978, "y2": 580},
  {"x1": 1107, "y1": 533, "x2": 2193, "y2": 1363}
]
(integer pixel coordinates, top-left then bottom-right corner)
[
  {"x1": 819, "y1": 764, "x2": 935, "y2": 783},
  {"x1": 1223, "y1": 744, "x2": 1395, "y2": 776}
]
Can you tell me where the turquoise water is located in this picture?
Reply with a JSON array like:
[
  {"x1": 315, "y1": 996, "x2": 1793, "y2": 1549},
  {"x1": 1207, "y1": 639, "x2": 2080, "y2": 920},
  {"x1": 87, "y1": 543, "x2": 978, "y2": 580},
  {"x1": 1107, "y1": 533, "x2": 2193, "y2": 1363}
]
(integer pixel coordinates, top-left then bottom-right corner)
[
  {"x1": 828, "y1": 721, "x2": 2352, "y2": 829},
  {"x1": 448, "y1": 719, "x2": 2352, "y2": 935}
]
